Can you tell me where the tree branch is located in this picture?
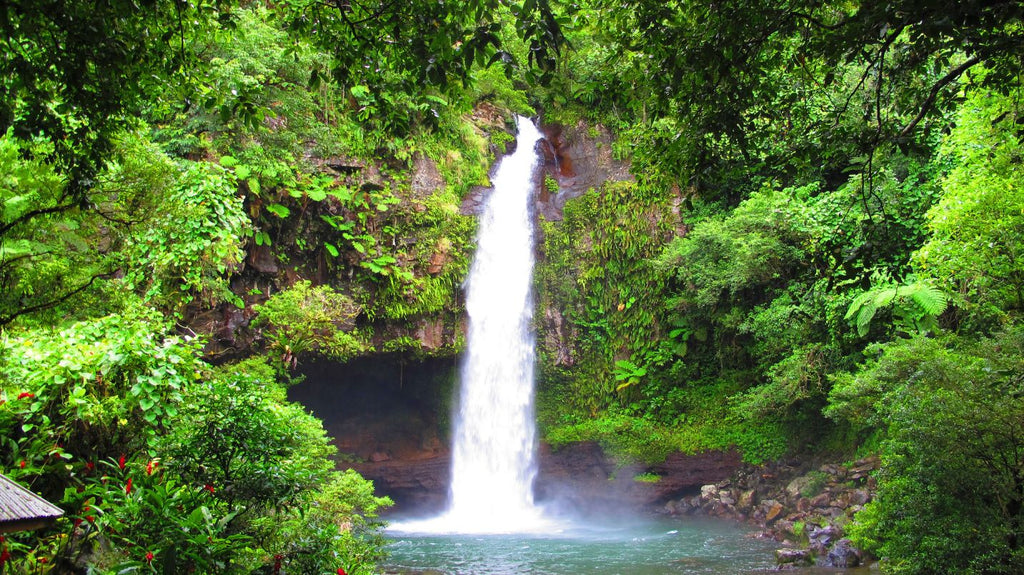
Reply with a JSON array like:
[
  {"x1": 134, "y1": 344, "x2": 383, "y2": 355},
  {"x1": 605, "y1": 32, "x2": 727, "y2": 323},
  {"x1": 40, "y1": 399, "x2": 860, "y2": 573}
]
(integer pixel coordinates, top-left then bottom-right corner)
[
  {"x1": 0, "y1": 271, "x2": 113, "y2": 327},
  {"x1": 898, "y1": 55, "x2": 982, "y2": 140},
  {"x1": 0, "y1": 200, "x2": 78, "y2": 238}
]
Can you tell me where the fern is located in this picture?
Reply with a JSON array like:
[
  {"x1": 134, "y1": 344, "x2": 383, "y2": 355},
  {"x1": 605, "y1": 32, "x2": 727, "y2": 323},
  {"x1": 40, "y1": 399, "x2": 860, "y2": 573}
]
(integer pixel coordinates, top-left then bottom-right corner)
[
  {"x1": 846, "y1": 279, "x2": 949, "y2": 337},
  {"x1": 904, "y1": 283, "x2": 948, "y2": 317}
]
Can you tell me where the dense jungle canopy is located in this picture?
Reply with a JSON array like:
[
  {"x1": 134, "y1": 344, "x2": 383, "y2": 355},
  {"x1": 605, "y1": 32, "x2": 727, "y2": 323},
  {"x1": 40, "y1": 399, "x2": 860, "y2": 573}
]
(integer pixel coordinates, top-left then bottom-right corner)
[{"x1": 2, "y1": 0, "x2": 1024, "y2": 572}]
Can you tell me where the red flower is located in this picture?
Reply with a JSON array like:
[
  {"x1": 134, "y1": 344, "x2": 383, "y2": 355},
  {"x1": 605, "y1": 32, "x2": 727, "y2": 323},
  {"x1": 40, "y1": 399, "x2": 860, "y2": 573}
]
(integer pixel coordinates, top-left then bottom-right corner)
[
  {"x1": 118, "y1": 454, "x2": 126, "y2": 470},
  {"x1": 337, "y1": 569, "x2": 347, "y2": 575},
  {"x1": 203, "y1": 484, "x2": 215, "y2": 494},
  {"x1": 38, "y1": 557, "x2": 48, "y2": 564},
  {"x1": 85, "y1": 515, "x2": 95, "y2": 523},
  {"x1": 0, "y1": 550, "x2": 9, "y2": 564},
  {"x1": 125, "y1": 478, "x2": 133, "y2": 494},
  {"x1": 17, "y1": 392, "x2": 34, "y2": 400},
  {"x1": 85, "y1": 461, "x2": 95, "y2": 472},
  {"x1": 145, "y1": 551, "x2": 154, "y2": 563},
  {"x1": 146, "y1": 460, "x2": 158, "y2": 475},
  {"x1": 19, "y1": 460, "x2": 26, "y2": 469},
  {"x1": 74, "y1": 518, "x2": 83, "y2": 528}
]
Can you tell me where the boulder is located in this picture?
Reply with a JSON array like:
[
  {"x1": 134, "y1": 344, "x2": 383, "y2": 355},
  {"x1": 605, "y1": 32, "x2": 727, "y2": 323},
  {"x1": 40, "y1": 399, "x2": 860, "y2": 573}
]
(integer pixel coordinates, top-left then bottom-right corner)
[
  {"x1": 737, "y1": 489, "x2": 756, "y2": 511},
  {"x1": 409, "y1": 153, "x2": 444, "y2": 200},
  {"x1": 775, "y1": 548, "x2": 812, "y2": 566},
  {"x1": 414, "y1": 318, "x2": 445, "y2": 351},
  {"x1": 849, "y1": 489, "x2": 872, "y2": 505},
  {"x1": 810, "y1": 493, "x2": 832, "y2": 508},
  {"x1": 786, "y1": 475, "x2": 816, "y2": 499},
  {"x1": 700, "y1": 484, "x2": 719, "y2": 500},
  {"x1": 808, "y1": 524, "x2": 842, "y2": 555},
  {"x1": 826, "y1": 538, "x2": 862, "y2": 568},
  {"x1": 764, "y1": 500, "x2": 785, "y2": 524}
]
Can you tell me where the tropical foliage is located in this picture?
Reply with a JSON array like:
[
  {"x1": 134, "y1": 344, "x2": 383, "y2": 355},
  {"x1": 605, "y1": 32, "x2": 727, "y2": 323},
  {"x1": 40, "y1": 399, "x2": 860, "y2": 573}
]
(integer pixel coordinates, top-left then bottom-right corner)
[{"x1": 2, "y1": 0, "x2": 1024, "y2": 572}]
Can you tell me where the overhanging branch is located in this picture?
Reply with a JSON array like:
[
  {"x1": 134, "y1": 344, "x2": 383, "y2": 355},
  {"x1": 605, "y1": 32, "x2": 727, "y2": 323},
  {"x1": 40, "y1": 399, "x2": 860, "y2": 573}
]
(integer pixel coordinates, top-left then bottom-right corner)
[{"x1": 898, "y1": 55, "x2": 982, "y2": 140}]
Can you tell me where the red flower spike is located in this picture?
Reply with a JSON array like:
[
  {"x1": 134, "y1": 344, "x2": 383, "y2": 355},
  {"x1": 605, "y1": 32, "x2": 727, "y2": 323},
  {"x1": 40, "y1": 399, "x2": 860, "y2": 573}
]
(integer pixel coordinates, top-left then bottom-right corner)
[
  {"x1": 145, "y1": 551, "x2": 154, "y2": 563},
  {"x1": 85, "y1": 461, "x2": 95, "y2": 472},
  {"x1": 146, "y1": 460, "x2": 158, "y2": 475},
  {"x1": 338, "y1": 568, "x2": 347, "y2": 575},
  {"x1": 118, "y1": 454, "x2": 126, "y2": 470},
  {"x1": 125, "y1": 478, "x2": 133, "y2": 494},
  {"x1": 0, "y1": 550, "x2": 9, "y2": 564},
  {"x1": 85, "y1": 515, "x2": 95, "y2": 523},
  {"x1": 19, "y1": 460, "x2": 26, "y2": 469},
  {"x1": 17, "y1": 392, "x2": 34, "y2": 400},
  {"x1": 39, "y1": 557, "x2": 48, "y2": 564},
  {"x1": 204, "y1": 484, "x2": 215, "y2": 494},
  {"x1": 74, "y1": 518, "x2": 82, "y2": 528}
]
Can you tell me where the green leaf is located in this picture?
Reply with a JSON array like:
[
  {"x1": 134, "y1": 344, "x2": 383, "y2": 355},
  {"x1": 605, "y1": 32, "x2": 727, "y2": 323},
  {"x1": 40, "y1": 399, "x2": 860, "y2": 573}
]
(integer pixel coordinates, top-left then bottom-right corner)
[
  {"x1": 351, "y1": 85, "x2": 371, "y2": 101},
  {"x1": 307, "y1": 187, "x2": 327, "y2": 202},
  {"x1": 324, "y1": 242, "x2": 339, "y2": 257},
  {"x1": 906, "y1": 283, "x2": 949, "y2": 317},
  {"x1": 266, "y1": 204, "x2": 290, "y2": 218}
]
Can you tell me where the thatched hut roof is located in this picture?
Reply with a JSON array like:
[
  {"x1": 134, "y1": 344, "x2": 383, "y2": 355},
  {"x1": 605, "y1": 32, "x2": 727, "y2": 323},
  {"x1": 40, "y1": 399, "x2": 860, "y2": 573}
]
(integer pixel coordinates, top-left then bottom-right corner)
[{"x1": 0, "y1": 474, "x2": 63, "y2": 533}]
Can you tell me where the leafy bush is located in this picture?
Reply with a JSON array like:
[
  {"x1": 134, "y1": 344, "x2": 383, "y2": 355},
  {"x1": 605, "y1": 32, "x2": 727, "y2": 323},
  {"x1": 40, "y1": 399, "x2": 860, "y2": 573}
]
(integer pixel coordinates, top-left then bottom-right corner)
[
  {"x1": 248, "y1": 469, "x2": 393, "y2": 575},
  {"x1": 546, "y1": 412, "x2": 680, "y2": 465},
  {"x1": 254, "y1": 280, "x2": 368, "y2": 367},
  {"x1": 1, "y1": 317, "x2": 392, "y2": 573},
  {"x1": 914, "y1": 86, "x2": 1024, "y2": 321},
  {"x1": 158, "y1": 358, "x2": 335, "y2": 511},
  {"x1": 830, "y1": 331, "x2": 1024, "y2": 573},
  {"x1": 121, "y1": 159, "x2": 249, "y2": 312}
]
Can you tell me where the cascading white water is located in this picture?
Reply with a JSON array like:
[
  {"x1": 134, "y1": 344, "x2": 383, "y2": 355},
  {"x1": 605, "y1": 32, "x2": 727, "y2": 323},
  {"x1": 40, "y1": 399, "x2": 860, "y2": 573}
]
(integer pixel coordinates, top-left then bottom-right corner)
[
  {"x1": 391, "y1": 116, "x2": 548, "y2": 535},
  {"x1": 444, "y1": 115, "x2": 544, "y2": 532}
]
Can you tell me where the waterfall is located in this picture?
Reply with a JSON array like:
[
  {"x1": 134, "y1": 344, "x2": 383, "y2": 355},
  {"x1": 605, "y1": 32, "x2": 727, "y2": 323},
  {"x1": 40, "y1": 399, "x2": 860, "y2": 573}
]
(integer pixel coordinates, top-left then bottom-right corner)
[
  {"x1": 389, "y1": 116, "x2": 550, "y2": 535},
  {"x1": 444, "y1": 115, "x2": 544, "y2": 532}
]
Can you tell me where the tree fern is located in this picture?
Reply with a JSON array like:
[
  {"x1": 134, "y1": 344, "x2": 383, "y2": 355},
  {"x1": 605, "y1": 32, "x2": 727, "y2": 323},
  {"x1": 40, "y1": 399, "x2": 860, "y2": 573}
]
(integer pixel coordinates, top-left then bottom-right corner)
[
  {"x1": 903, "y1": 283, "x2": 948, "y2": 317},
  {"x1": 846, "y1": 279, "x2": 949, "y2": 337}
]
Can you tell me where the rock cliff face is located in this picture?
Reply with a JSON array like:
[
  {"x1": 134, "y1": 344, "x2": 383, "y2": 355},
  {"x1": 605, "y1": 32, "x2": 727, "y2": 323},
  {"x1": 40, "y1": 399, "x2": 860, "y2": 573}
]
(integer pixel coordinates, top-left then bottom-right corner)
[
  {"x1": 535, "y1": 443, "x2": 742, "y2": 511},
  {"x1": 348, "y1": 443, "x2": 743, "y2": 515},
  {"x1": 290, "y1": 356, "x2": 745, "y2": 514},
  {"x1": 536, "y1": 121, "x2": 633, "y2": 222}
]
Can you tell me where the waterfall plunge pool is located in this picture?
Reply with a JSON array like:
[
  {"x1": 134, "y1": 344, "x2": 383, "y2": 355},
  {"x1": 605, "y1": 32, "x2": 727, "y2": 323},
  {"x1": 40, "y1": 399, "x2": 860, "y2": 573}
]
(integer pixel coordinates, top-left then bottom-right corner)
[{"x1": 384, "y1": 514, "x2": 779, "y2": 574}]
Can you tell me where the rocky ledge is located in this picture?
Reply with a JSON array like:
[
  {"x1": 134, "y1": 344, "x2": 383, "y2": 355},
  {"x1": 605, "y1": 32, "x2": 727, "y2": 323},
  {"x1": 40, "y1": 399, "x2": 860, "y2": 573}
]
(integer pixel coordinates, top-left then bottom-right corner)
[
  {"x1": 353, "y1": 443, "x2": 744, "y2": 515},
  {"x1": 661, "y1": 456, "x2": 880, "y2": 569}
]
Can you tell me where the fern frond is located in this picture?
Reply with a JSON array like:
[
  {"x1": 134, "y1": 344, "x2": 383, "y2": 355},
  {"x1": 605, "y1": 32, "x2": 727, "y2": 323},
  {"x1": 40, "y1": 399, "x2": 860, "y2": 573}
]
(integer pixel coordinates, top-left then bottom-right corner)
[
  {"x1": 905, "y1": 283, "x2": 949, "y2": 317},
  {"x1": 845, "y1": 290, "x2": 876, "y2": 321},
  {"x1": 856, "y1": 298, "x2": 879, "y2": 337}
]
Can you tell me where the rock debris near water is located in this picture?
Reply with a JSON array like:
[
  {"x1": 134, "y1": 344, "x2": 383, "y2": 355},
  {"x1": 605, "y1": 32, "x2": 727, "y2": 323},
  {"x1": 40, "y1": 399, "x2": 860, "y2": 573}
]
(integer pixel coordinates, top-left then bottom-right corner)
[{"x1": 661, "y1": 455, "x2": 880, "y2": 568}]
